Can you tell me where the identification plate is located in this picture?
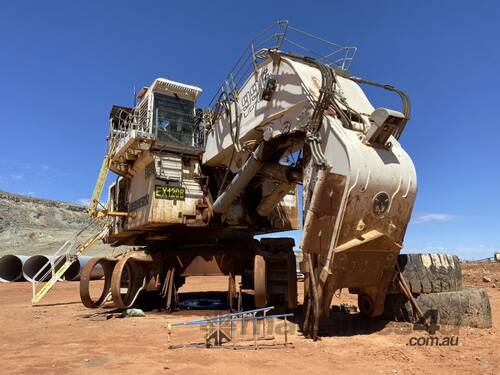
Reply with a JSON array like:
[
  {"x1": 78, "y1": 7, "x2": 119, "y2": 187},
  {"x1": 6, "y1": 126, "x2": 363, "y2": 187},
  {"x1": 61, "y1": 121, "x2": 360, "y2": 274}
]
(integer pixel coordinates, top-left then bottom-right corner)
[
  {"x1": 155, "y1": 185, "x2": 185, "y2": 201},
  {"x1": 129, "y1": 195, "x2": 149, "y2": 211}
]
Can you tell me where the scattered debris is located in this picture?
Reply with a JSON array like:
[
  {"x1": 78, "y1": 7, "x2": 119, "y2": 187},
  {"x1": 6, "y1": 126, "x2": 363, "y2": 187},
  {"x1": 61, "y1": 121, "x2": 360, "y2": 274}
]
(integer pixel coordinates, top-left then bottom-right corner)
[
  {"x1": 332, "y1": 303, "x2": 358, "y2": 314},
  {"x1": 89, "y1": 313, "x2": 112, "y2": 321},
  {"x1": 483, "y1": 276, "x2": 492, "y2": 283},
  {"x1": 179, "y1": 298, "x2": 226, "y2": 310},
  {"x1": 123, "y1": 308, "x2": 145, "y2": 317}
]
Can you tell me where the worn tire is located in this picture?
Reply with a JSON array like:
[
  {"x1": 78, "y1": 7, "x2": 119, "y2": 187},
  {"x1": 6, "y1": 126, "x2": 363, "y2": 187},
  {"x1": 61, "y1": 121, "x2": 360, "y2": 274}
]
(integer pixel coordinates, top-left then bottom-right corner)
[
  {"x1": 394, "y1": 253, "x2": 462, "y2": 294},
  {"x1": 384, "y1": 287, "x2": 492, "y2": 328}
]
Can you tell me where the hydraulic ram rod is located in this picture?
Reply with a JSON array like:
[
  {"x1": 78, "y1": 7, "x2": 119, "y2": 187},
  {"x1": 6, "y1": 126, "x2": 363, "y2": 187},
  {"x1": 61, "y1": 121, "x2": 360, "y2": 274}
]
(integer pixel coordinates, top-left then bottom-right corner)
[{"x1": 213, "y1": 143, "x2": 265, "y2": 214}]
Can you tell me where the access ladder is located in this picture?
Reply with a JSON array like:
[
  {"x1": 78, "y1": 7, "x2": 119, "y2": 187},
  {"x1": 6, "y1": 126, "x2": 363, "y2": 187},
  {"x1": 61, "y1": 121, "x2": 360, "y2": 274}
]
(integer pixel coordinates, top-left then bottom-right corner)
[{"x1": 31, "y1": 218, "x2": 109, "y2": 304}]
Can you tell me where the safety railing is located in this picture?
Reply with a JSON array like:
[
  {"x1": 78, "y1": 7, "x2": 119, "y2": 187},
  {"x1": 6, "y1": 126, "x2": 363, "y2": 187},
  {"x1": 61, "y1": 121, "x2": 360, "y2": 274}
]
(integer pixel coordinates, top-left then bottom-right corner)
[
  {"x1": 208, "y1": 20, "x2": 357, "y2": 113},
  {"x1": 109, "y1": 107, "x2": 205, "y2": 153},
  {"x1": 110, "y1": 109, "x2": 154, "y2": 151},
  {"x1": 31, "y1": 217, "x2": 109, "y2": 304}
]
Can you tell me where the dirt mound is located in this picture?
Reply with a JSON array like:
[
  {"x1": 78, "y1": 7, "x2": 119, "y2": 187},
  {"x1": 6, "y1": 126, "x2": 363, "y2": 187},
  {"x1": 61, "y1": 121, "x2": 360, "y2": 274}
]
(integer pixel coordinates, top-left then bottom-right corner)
[{"x1": 0, "y1": 191, "x2": 114, "y2": 256}]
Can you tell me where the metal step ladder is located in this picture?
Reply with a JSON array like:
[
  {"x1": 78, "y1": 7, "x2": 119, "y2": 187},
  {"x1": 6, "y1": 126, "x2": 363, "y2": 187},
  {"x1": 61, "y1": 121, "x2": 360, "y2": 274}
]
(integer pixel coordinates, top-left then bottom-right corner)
[
  {"x1": 31, "y1": 218, "x2": 110, "y2": 304},
  {"x1": 88, "y1": 138, "x2": 116, "y2": 217}
]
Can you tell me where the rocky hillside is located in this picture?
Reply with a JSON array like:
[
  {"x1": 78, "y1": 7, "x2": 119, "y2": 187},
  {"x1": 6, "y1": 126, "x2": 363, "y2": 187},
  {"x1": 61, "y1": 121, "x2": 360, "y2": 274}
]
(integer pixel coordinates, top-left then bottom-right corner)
[{"x1": 0, "y1": 191, "x2": 114, "y2": 256}]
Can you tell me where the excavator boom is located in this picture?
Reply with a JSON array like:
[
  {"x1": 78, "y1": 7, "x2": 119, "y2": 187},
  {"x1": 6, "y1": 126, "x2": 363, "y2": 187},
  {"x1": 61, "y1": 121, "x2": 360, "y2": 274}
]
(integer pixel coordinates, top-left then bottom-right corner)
[{"x1": 203, "y1": 27, "x2": 416, "y2": 336}]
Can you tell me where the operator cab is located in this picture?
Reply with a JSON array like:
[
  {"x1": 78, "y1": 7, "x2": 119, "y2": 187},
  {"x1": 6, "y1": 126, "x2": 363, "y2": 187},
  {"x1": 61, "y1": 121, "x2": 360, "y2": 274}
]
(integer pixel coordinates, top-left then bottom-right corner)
[
  {"x1": 108, "y1": 78, "x2": 203, "y2": 176},
  {"x1": 136, "y1": 79, "x2": 203, "y2": 153}
]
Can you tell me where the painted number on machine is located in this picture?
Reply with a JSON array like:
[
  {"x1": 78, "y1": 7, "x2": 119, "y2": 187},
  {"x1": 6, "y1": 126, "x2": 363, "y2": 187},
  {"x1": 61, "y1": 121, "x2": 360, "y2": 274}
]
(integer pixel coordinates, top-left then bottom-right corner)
[
  {"x1": 155, "y1": 185, "x2": 185, "y2": 201},
  {"x1": 241, "y1": 67, "x2": 269, "y2": 118}
]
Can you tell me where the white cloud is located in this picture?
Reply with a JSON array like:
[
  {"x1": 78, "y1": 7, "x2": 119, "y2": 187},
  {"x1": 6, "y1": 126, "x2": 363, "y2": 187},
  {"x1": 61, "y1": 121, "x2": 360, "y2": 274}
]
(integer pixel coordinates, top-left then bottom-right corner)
[
  {"x1": 9, "y1": 174, "x2": 24, "y2": 180},
  {"x1": 453, "y1": 245, "x2": 497, "y2": 260},
  {"x1": 413, "y1": 213, "x2": 457, "y2": 224}
]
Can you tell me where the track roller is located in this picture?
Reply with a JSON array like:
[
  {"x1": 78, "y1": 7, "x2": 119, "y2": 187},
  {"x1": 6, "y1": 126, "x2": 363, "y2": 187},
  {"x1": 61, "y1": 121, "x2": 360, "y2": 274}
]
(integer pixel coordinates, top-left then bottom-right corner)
[
  {"x1": 80, "y1": 257, "x2": 116, "y2": 308},
  {"x1": 110, "y1": 255, "x2": 152, "y2": 309}
]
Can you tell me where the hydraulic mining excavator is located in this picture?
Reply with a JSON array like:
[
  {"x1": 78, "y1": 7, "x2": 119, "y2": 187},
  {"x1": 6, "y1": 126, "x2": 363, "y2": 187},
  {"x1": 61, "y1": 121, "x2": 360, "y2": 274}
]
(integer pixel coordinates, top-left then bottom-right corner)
[{"x1": 68, "y1": 21, "x2": 490, "y2": 338}]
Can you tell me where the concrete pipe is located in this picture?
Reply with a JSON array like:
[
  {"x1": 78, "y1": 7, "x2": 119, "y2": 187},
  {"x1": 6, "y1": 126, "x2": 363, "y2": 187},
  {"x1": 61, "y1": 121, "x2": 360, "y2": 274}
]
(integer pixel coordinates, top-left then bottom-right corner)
[
  {"x1": 0, "y1": 255, "x2": 29, "y2": 282},
  {"x1": 65, "y1": 256, "x2": 104, "y2": 281},
  {"x1": 23, "y1": 255, "x2": 52, "y2": 282},
  {"x1": 22, "y1": 255, "x2": 66, "y2": 282}
]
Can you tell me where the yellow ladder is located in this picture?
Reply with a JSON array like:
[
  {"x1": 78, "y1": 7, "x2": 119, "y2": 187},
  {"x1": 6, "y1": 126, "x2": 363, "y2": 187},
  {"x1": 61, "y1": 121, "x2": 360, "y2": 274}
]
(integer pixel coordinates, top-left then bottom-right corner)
[
  {"x1": 88, "y1": 139, "x2": 116, "y2": 217},
  {"x1": 31, "y1": 224, "x2": 109, "y2": 304}
]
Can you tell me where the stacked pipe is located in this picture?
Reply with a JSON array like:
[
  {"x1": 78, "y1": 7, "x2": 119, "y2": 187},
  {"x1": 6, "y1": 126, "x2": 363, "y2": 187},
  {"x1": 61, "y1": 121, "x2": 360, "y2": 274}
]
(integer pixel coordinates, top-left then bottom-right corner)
[
  {"x1": 0, "y1": 254, "x2": 103, "y2": 283},
  {"x1": 0, "y1": 254, "x2": 29, "y2": 282}
]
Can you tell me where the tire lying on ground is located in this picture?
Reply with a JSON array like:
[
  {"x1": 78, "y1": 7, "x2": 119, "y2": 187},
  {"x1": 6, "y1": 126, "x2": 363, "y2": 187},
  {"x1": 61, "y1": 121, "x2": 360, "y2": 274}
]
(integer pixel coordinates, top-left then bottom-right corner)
[
  {"x1": 392, "y1": 253, "x2": 462, "y2": 294},
  {"x1": 383, "y1": 287, "x2": 492, "y2": 328},
  {"x1": 383, "y1": 253, "x2": 491, "y2": 328}
]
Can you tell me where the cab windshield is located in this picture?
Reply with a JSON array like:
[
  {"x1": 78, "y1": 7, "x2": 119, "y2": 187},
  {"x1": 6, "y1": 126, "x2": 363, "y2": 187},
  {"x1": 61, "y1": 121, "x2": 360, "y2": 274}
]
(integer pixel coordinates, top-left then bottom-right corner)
[{"x1": 153, "y1": 93, "x2": 201, "y2": 150}]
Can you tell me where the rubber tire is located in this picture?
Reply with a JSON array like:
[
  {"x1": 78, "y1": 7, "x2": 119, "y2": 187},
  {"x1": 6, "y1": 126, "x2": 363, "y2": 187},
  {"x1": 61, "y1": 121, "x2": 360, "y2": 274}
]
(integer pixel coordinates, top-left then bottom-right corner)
[
  {"x1": 383, "y1": 287, "x2": 492, "y2": 328},
  {"x1": 396, "y1": 253, "x2": 462, "y2": 294}
]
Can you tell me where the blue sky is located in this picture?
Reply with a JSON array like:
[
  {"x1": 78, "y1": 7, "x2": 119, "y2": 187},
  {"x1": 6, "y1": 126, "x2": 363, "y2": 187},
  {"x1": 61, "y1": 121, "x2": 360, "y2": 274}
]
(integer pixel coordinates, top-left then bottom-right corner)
[{"x1": 0, "y1": 1, "x2": 499, "y2": 259}]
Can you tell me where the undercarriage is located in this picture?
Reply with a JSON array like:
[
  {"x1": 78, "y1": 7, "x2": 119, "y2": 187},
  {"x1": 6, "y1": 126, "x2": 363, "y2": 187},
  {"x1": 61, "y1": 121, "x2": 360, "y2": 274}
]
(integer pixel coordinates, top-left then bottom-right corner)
[{"x1": 80, "y1": 237, "x2": 297, "y2": 312}]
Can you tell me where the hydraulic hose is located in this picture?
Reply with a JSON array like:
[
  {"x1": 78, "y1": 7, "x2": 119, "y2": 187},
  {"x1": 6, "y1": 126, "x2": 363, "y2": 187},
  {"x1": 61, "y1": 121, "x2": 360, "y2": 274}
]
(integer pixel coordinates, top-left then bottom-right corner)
[{"x1": 348, "y1": 76, "x2": 411, "y2": 139}]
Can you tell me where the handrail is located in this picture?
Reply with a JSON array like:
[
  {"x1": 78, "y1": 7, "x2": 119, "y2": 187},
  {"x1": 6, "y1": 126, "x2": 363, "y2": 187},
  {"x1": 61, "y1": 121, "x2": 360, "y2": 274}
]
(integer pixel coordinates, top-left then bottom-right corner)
[
  {"x1": 31, "y1": 222, "x2": 110, "y2": 304},
  {"x1": 88, "y1": 138, "x2": 116, "y2": 217},
  {"x1": 207, "y1": 20, "x2": 357, "y2": 115},
  {"x1": 348, "y1": 75, "x2": 411, "y2": 139}
]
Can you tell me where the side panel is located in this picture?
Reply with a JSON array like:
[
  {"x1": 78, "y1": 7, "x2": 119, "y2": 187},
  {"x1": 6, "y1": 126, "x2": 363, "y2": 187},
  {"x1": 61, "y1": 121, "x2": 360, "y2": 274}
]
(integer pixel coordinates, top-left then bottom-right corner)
[
  {"x1": 203, "y1": 58, "x2": 309, "y2": 166},
  {"x1": 111, "y1": 151, "x2": 206, "y2": 233}
]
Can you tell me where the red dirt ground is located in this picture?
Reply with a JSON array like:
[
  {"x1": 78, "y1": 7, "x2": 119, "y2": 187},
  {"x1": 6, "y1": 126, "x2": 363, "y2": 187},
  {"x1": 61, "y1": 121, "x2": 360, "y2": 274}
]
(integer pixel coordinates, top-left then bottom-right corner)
[{"x1": 0, "y1": 262, "x2": 498, "y2": 375}]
